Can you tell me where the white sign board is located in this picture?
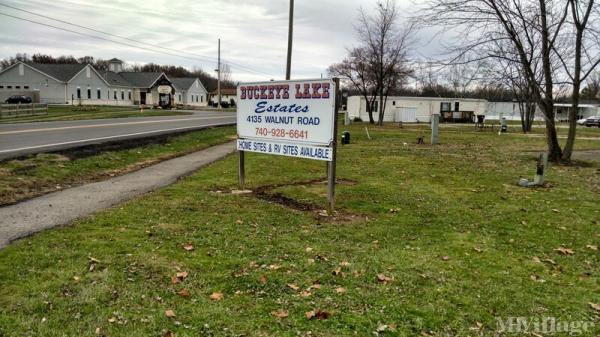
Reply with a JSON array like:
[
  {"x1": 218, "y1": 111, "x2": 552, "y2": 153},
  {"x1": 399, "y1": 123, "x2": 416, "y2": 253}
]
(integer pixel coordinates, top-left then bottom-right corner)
[
  {"x1": 237, "y1": 79, "x2": 336, "y2": 152},
  {"x1": 157, "y1": 85, "x2": 171, "y2": 94}
]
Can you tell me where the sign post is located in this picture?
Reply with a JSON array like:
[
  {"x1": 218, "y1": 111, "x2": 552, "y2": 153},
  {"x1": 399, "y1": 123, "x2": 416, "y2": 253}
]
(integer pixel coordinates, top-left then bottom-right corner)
[
  {"x1": 236, "y1": 78, "x2": 338, "y2": 211},
  {"x1": 327, "y1": 78, "x2": 340, "y2": 213}
]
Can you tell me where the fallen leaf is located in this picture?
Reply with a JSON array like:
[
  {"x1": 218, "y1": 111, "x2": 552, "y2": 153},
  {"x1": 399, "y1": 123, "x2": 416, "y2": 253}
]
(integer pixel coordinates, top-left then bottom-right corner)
[
  {"x1": 552, "y1": 209, "x2": 560, "y2": 213},
  {"x1": 271, "y1": 309, "x2": 289, "y2": 318},
  {"x1": 300, "y1": 290, "x2": 312, "y2": 297},
  {"x1": 332, "y1": 267, "x2": 342, "y2": 276},
  {"x1": 305, "y1": 247, "x2": 313, "y2": 252},
  {"x1": 287, "y1": 283, "x2": 299, "y2": 291},
  {"x1": 108, "y1": 317, "x2": 117, "y2": 323},
  {"x1": 586, "y1": 245, "x2": 598, "y2": 251},
  {"x1": 178, "y1": 288, "x2": 190, "y2": 298},
  {"x1": 377, "y1": 273, "x2": 392, "y2": 283},
  {"x1": 473, "y1": 247, "x2": 483, "y2": 253},
  {"x1": 441, "y1": 256, "x2": 450, "y2": 261},
  {"x1": 182, "y1": 242, "x2": 194, "y2": 251},
  {"x1": 210, "y1": 292, "x2": 224, "y2": 301},
  {"x1": 335, "y1": 287, "x2": 346, "y2": 293},
  {"x1": 235, "y1": 219, "x2": 244, "y2": 225},
  {"x1": 555, "y1": 247, "x2": 575, "y2": 255},
  {"x1": 268, "y1": 264, "x2": 281, "y2": 270},
  {"x1": 170, "y1": 275, "x2": 179, "y2": 284},
  {"x1": 310, "y1": 283, "x2": 322, "y2": 289},
  {"x1": 163, "y1": 331, "x2": 176, "y2": 337},
  {"x1": 532, "y1": 256, "x2": 541, "y2": 263},
  {"x1": 164, "y1": 310, "x2": 176, "y2": 318},
  {"x1": 259, "y1": 275, "x2": 268, "y2": 284},
  {"x1": 73, "y1": 276, "x2": 80, "y2": 282},
  {"x1": 589, "y1": 302, "x2": 600, "y2": 311},
  {"x1": 340, "y1": 261, "x2": 351, "y2": 267},
  {"x1": 176, "y1": 271, "x2": 188, "y2": 279}
]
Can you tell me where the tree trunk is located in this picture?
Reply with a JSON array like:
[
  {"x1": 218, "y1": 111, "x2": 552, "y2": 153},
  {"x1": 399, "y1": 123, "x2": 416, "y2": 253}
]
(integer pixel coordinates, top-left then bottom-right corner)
[
  {"x1": 562, "y1": 24, "x2": 584, "y2": 162},
  {"x1": 542, "y1": 102, "x2": 563, "y2": 162}
]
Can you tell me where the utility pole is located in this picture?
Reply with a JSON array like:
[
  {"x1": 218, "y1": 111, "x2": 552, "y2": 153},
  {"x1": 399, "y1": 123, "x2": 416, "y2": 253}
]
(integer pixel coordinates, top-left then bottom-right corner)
[
  {"x1": 285, "y1": 0, "x2": 294, "y2": 80},
  {"x1": 217, "y1": 38, "x2": 221, "y2": 110}
]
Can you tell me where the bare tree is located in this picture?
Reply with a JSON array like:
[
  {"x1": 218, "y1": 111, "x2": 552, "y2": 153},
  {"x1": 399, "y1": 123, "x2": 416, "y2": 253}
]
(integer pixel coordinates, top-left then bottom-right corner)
[
  {"x1": 421, "y1": 0, "x2": 600, "y2": 162},
  {"x1": 559, "y1": 0, "x2": 600, "y2": 160},
  {"x1": 581, "y1": 71, "x2": 600, "y2": 99},
  {"x1": 356, "y1": 0, "x2": 414, "y2": 126},
  {"x1": 328, "y1": 48, "x2": 379, "y2": 123}
]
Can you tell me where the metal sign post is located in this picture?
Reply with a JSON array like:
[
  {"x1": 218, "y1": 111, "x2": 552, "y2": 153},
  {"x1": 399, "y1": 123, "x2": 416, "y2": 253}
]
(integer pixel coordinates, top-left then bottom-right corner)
[{"x1": 327, "y1": 78, "x2": 340, "y2": 214}]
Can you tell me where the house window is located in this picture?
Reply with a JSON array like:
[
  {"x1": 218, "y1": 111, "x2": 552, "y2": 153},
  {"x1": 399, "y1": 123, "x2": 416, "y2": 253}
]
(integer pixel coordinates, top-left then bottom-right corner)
[
  {"x1": 97, "y1": 89, "x2": 101, "y2": 99},
  {"x1": 440, "y1": 102, "x2": 451, "y2": 112},
  {"x1": 15, "y1": 86, "x2": 20, "y2": 89},
  {"x1": 0, "y1": 86, "x2": 3, "y2": 89},
  {"x1": 7, "y1": 86, "x2": 12, "y2": 89},
  {"x1": 114, "y1": 90, "x2": 117, "y2": 99},
  {"x1": 87, "y1": 88, "x2": 91, "y2": 99},
  {"x1": 392, "y1": 101, "x2": 395, "y2": 106},
  {"x1": 201, "y1": 95, "x2": 203, "y2": 103},
  {"x1": 77, "y1": 88, "x2": 81, "y2": 99},
  {"x1": 454, "y1": 102, "x2": 460, "y2": 112},
  {"x1": 128, "y1": 91, "x2": 131, "y2": 100},
  {"x1": 121, "y1": 90, "x2": 124, "y2": 100},
  {"x1": 372, "y1": 100, "x2": 378, "y2": 112},
  {"x1": 178, "y1": 94, "x2": 182, "y2": 101},
  {"x1": 24, "y1": 85, "x2": 29, "y2": 89}
]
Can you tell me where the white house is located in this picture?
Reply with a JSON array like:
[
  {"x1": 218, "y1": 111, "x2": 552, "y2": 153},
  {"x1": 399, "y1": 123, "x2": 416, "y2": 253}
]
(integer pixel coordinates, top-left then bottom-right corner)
[
  {"x1": 0, "y1": 58, "x2": 208, "y2": 108},
  {"x1": 347, "y1": 96, "x2": 488, "y2": 123},
  {"x1": 171, "y1": 77, "x2": 208, "y2": 107}
]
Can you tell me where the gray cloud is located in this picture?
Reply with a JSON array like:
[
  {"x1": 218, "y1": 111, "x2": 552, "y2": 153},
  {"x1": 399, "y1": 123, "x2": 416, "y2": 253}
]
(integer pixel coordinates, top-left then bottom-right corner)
[{"x1": 0, "y1": 0, "x2": 438, "y2": 81}]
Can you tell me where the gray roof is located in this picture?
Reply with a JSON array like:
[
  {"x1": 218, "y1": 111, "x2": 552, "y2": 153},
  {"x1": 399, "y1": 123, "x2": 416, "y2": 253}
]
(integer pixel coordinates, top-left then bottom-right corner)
[
  {"x1": 118, "y1": 72, "x2": 163, "y2": 88},
  {"x1": 25, "y1": 62, "x2": 87, "y2": 82},
  {"x1": 171, "y1": 77, "x2": 197, "y2": 91},
  {"x1": 108, "y1": 58, "x2": 123, "y2": 63},
  {"x1": 100, "y1": 71, "x2": 133, "y2": 87}
]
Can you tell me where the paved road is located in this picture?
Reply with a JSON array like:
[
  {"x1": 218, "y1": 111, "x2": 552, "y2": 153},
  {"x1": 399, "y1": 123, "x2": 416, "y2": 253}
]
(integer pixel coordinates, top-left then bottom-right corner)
[{"x1": 0, "y1": 110, "x2": 236, "y2": 160}]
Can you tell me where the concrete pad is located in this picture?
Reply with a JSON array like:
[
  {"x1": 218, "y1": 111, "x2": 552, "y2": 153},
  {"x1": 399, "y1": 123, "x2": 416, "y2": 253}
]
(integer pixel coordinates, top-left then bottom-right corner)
[{"x1": 0, "y1": 141, "x2": 236, "y2": 249}]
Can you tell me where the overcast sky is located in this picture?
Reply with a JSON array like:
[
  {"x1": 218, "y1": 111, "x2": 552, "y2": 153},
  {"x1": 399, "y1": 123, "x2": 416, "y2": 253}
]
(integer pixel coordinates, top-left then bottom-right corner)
[{"x1": 0, "y1": 0, "x2": 440, "y2": 82}]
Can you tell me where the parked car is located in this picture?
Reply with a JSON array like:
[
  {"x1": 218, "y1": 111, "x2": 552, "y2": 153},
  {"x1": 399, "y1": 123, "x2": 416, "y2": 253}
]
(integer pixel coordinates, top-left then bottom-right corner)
[
  {"x1": 4, "y1": 95, "x2": 32, "y2": 104},
  {"x1": 582, "y1": 116, "x2": 600, "y2": 127}
]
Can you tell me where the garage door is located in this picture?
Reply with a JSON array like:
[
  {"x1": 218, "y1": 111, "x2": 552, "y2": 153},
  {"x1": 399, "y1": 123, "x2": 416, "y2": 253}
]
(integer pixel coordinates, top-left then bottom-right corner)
[{"x1": 395, "y1": 107, "x2": 417, "y2": 122}]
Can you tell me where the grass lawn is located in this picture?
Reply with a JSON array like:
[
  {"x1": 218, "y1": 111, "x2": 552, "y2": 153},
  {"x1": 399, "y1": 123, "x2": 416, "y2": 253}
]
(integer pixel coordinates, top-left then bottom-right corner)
[
  {"x1": 0, "y1": 123, "x2": 598, "y2": 336},
  {"x1": 0, "y1": 126, "x2": 236, "y2": 205},
  {"x1": 0, "y1": 105, "x2": 193, "y2": 124}
]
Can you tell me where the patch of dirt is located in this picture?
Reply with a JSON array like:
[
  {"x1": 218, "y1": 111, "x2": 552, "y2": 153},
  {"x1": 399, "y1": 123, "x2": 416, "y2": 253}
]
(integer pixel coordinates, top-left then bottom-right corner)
[{"x1": 217, "y1": 178, "x2": 364, "y2": 224}]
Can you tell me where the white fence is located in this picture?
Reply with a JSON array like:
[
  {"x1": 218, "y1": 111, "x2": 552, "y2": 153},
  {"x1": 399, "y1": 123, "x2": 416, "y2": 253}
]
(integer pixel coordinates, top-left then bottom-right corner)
[{"x1": 0, "y1": 103, "x2": 48, "y2": 118}]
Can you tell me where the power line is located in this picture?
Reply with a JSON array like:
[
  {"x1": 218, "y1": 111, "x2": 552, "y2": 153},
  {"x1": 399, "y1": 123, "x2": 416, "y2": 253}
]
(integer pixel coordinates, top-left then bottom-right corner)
[
  {"x1": 0, "y1": 6, "x2": 274, "y2": 76},
  {"x1": 0, "y1": 2, "x2": 274, "y2": 76}
]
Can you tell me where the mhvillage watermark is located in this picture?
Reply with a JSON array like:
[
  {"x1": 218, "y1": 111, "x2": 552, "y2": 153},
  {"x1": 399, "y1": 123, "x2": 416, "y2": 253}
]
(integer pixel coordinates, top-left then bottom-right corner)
[{"x1": 496, "y1": 316, "x2": 596, "y2": 335}]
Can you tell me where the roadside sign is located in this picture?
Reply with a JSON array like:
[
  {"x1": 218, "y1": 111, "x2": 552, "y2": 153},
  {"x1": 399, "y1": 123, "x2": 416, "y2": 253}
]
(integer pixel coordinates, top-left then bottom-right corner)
[
  {"x1": 237, "y1": 79, "x2": 336, "y2": 156},
  {"x1": 236, "y1": 78, "x2": 340, "y2": 213}
]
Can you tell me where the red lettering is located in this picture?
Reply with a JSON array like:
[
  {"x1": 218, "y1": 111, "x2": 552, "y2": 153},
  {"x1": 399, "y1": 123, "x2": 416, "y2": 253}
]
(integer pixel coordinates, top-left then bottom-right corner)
[
  {"x1": 254, "y1": 86, "x2": 260, "y2": 99},
  {"x1": 267, "y1": 85, "x2": 274, "y2": 99},
  {"x1": 282, "y1": 85, "x2": 290, "y2": 99},
  {"x1": 295, "y1": 84, "x2": 302, "y2": 99},
  {"x1": 240, "y1": 86, "x2": 246, "y2": 99},
  {"x1": 260, "y1": 85, "x2": 267, "y2": 99},
  {"x1": 311, "y1": 83, "x2": 322, "y2": 98},
  {"x1": 303, "y1": 83, "x2": 311, "y2": 99},
  {"x1": 321, "y1": 83, "x2": 330, "y2": 99}
]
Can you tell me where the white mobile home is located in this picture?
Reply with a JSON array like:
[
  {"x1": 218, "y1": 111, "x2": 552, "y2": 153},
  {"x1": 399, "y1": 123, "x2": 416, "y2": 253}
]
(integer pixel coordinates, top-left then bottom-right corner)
[{"x1": 347, "y1": 96, "x2": 488, "y2": 123}]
